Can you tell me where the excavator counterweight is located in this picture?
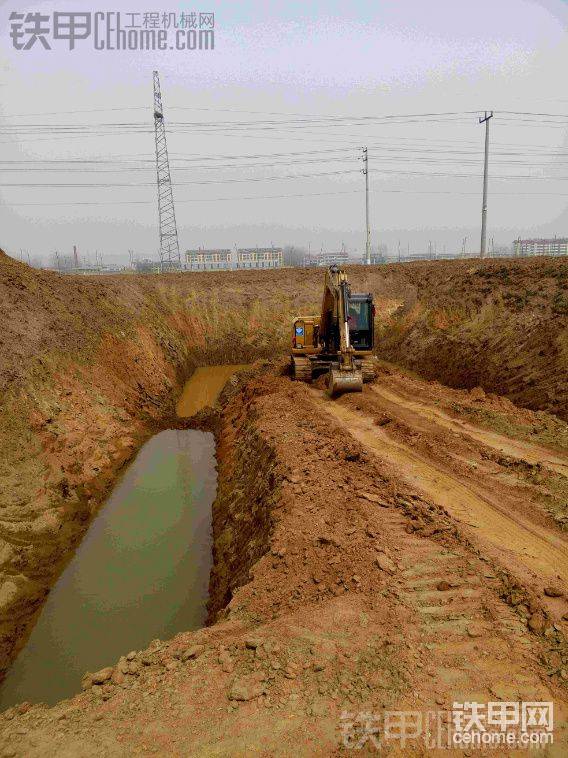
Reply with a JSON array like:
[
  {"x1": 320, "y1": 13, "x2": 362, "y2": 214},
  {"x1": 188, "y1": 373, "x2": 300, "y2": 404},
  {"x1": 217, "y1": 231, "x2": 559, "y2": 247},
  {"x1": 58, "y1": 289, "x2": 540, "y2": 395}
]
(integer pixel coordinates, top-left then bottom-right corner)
[{"x1": 290, "y1": 266, "x2": 377, "y2": 396}]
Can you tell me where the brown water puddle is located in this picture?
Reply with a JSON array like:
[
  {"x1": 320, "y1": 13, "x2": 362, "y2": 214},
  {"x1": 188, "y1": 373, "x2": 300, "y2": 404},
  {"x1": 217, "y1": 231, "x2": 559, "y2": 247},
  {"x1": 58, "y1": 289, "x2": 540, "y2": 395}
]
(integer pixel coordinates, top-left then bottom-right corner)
[
  {"x1": 0, "y1": 430, "x2": 216, "y2": 709},
  {"x1": 176, "y1": 365, "x2": 250, "y2": 418}
]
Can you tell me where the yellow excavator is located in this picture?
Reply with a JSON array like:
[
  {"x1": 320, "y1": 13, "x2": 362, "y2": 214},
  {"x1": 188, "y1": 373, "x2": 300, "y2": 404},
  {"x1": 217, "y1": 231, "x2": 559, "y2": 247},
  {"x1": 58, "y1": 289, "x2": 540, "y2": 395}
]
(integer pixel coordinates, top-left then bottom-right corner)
[{"x1": 291, "y1": 265, "x2": 377, "y2": 396}]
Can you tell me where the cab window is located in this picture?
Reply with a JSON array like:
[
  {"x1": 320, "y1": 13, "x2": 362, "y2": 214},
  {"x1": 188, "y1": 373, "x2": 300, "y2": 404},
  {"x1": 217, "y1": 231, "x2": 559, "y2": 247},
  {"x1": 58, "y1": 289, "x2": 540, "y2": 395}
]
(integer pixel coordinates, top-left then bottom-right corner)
[{"x1": 348, "y1": 301, "x2": 369, "y2": 330}]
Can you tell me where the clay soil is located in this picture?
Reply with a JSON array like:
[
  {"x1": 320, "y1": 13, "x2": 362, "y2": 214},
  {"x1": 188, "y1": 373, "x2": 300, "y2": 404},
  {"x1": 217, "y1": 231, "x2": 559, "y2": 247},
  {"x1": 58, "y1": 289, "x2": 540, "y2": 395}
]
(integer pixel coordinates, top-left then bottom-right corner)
[{"x1": 1, "y1": 251, "x2": 568, "y2": 755}]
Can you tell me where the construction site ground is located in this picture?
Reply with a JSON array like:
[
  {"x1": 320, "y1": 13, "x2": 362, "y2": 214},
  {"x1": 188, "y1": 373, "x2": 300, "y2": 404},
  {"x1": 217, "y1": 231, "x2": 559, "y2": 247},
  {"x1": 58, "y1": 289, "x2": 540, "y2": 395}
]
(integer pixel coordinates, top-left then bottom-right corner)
[{"x1": 0, "y1": 251, "x2": 567, "y2": 755}]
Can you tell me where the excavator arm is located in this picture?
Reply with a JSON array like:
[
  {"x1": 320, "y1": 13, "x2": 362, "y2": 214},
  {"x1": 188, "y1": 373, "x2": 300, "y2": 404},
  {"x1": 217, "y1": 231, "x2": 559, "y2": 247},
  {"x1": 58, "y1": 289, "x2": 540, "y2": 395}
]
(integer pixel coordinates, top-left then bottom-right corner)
[{"x1": 319, "y1": 266, "x2": 363, "y2": 396}]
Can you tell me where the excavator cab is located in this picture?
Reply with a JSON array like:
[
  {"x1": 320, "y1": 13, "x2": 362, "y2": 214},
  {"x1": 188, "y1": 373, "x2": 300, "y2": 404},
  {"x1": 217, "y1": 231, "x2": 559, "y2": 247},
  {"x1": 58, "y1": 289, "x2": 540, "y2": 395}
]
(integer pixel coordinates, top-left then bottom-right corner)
[
  {"x1": 347, "y1": 295, "x2": 374, "y2": 351},
  {"x1": 291, "y1": 266, "x2": 377, "y2": 396}
]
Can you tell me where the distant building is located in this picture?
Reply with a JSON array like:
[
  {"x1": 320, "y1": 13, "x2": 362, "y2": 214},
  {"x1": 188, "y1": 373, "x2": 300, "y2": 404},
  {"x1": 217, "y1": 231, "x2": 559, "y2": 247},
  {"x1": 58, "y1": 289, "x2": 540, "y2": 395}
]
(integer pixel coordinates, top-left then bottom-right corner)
[
  {"x1": 513, "y1": 238, "x2": 568, "y2": 257},
  {"x1": 186, "y1": 248, "x2": 232, "y2": 270},
  {"x1": 236, "y1": 247, "x2": 283, "y2": 269},
  {"x1": 303, "y1": 247, "x2": 350, "y2": 267}
]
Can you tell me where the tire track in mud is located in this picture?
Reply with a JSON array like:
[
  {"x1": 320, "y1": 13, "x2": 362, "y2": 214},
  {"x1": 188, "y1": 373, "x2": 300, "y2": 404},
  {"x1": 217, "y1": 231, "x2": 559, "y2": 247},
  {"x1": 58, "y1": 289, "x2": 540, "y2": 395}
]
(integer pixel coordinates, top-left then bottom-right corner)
[
  {"x1": 311, "y1": 390, "x2": 568, "y2": 587},
  {"x1": 370, "y1": 384, "x2": 568, "y2": 478}
]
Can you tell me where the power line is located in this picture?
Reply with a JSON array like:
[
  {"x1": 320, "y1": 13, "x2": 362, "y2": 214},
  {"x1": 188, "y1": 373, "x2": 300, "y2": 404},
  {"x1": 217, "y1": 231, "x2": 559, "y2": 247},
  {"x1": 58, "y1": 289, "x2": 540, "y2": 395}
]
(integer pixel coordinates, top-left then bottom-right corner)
[
  {"x1": 1, "y1": 106, "x2": 566, "y2": 120},
  {"x1": 2, "y1": 164, "x2": 567, "y2": 188},
  {"x1": 5, "y1": 188, "x2": 568, "y2": 208}
]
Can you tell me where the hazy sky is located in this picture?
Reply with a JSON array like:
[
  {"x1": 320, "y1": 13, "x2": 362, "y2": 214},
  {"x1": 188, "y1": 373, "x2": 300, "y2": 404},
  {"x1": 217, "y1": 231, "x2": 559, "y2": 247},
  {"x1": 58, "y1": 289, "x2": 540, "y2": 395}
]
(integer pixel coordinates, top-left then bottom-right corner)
[{"x1": 1, "y1": 0, "x2": 567, "y2": 263}]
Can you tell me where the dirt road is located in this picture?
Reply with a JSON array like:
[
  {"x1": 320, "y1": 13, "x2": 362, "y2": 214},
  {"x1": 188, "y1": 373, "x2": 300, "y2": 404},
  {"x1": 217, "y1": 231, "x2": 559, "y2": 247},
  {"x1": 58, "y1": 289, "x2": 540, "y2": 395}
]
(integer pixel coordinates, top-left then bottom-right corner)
[{"x1": 314, "y1": 369, "x2": 568, "y2": 602}]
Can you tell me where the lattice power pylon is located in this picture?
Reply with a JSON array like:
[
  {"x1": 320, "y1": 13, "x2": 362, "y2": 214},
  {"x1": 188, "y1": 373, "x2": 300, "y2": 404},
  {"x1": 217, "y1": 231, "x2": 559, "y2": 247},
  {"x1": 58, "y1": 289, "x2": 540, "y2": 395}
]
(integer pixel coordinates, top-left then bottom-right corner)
[{"x1": 153, "y1": 71, "x2": 180, "y2": 271}]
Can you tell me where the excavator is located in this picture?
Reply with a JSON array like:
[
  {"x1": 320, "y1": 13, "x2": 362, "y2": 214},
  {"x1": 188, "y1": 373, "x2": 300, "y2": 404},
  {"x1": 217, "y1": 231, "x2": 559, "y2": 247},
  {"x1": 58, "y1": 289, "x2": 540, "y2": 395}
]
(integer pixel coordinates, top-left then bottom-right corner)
[{"x1": 291, "y1": 265, "x2": 377, "y2": 396}]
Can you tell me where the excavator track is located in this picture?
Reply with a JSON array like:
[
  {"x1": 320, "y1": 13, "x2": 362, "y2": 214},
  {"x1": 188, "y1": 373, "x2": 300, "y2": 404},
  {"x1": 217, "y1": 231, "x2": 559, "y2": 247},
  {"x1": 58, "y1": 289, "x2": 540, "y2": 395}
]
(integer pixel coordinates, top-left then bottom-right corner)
[{"x1": 292, "y1": 356, "x2": 313, "y2": 383}]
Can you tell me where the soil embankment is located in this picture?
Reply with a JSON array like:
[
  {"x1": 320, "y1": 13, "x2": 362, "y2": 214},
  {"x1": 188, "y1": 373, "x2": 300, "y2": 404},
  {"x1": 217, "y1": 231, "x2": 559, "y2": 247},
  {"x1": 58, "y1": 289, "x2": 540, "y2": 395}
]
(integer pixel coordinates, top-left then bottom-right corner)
[{"x1": 376, "y1": 256, "x2": 568, "y2": 420}]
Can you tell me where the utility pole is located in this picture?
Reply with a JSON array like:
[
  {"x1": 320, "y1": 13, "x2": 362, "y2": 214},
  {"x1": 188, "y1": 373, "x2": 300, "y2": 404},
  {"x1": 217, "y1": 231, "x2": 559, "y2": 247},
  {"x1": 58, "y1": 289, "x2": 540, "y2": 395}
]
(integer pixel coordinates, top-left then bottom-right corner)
[
  {"x1": 479, "y1": 111, "x2": 493, "y2": 259},
  {"x1": 362, "y1": 147, "x2": 371, "y2": 265},
  {"x1": 153, "y1": 71, "x2": 180, "y2": 272}
]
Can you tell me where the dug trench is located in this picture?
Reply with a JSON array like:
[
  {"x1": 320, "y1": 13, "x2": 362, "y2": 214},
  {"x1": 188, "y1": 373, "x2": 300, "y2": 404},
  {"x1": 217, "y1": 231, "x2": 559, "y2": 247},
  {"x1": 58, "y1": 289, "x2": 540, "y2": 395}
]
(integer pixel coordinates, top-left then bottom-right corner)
[{"x1": 1, "y1": 251, "x2": 568, "y2": 752}]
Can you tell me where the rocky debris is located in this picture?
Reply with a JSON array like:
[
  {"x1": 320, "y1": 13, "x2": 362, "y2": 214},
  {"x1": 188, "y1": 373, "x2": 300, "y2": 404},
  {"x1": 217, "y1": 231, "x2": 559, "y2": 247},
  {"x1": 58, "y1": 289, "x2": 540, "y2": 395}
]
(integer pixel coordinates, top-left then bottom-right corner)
[
  {"x1": 342, "y1": 445, "x2": 360, "y2": 462},
  {"x1": 116, "y1": 656, "x2": 129, "y2": 674},
  {"x1": 245, "y1": 638, "x2": 263, "y2": 650},
  {"x1": 81, "y1": 666, "x2": 114, "y2": 689},
  {"x1": 356, "y1": 491, "x2": 389, "y2": 507},
  {"x1": 316, "y1": 534, "x2": 341, "y2": 548},
  {"x1": 127, "y1": 659, "x2": 141, "y2": 676},
  {"x1": 228, "y1": 671, "x2": 266, "y2": 702},
  {"x1": 466, "y1": 623, "x2": 484, "y2": 638},
  {"x1": 375, "y1": 552, "x2": 396, "y2": 574},
  {"x1": 543, "y1": 586, "x2": 563, "y2": 598},
  {"x1": 181, "y1": 644, "x2": 205, "y2": 661},
  {"x1": 528, "y1": 611, "x2": 547, "y2": 634},
  {"x1": 219, "y1": 648, "x2": 235, "y2": 673},
  {"x1": 111, "y1": 669, "x2": 126, "y2": 686},
  {"x1": 436, "y1": 581, "x2": 451, "y2": 591},
  {"x1": 139, "y1": 651, "x2": 160, "y2": 667},
  {"x1": 508, "y1": 590, "x2": 525, "y2": 606},
  {"x1": 284, "y1": 663, "x2": 298, "y2": 679},
  {"x1": 285, "y1": 472, "x2": 301, "y2": 484}
]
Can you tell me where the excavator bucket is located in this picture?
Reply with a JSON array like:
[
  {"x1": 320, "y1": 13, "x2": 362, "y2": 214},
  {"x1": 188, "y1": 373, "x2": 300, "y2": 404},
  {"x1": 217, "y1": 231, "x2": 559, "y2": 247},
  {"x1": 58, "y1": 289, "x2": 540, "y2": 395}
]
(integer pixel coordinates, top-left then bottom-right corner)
[{"x1": 326, "y1": 368, "x2": 363, "y2": 397}]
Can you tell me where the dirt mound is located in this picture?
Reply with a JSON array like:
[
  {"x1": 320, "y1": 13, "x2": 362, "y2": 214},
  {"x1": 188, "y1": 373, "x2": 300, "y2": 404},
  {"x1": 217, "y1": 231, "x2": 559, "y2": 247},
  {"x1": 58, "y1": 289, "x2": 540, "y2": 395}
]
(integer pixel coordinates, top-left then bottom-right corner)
[{"x1": 375, "y1": 257, "x2": 568, "y2": 420}]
